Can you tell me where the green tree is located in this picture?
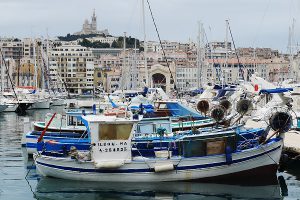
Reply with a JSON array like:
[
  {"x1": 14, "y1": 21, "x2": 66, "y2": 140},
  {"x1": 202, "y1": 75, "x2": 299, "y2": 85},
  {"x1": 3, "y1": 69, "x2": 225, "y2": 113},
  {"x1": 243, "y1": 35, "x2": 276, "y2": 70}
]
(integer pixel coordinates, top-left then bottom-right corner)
[
  {"x1": 111, "y1": 40, "x2": 119, "y2": 48},
  {"x1": 79, "y1": 38, "x2": 92, "y2": 47}
]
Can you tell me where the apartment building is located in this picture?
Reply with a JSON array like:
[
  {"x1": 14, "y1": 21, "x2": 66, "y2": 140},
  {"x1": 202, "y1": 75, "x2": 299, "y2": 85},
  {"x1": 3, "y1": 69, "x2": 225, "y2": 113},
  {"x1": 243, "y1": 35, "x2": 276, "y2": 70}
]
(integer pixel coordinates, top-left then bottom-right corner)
[
  {"x1": 49, "y1": 44, "x2": 95, "y2": 94},
  {"x1": 0, "y1": 38, "x2": 23, "y2": 61}
]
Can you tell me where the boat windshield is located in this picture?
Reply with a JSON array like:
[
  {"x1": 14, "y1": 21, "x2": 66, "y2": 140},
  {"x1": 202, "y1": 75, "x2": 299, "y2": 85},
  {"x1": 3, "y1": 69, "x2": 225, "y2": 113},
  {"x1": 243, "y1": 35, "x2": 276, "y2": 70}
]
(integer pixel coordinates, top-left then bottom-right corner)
[{"x1": 99, "y1": 123, "x2": 133, "y2": 140}]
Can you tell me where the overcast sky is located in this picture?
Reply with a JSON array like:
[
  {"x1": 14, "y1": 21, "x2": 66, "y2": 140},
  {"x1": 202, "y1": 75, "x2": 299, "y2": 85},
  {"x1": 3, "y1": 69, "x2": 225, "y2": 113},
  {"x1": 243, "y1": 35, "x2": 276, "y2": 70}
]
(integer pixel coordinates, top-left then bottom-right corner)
[{"x1": 0, "y1": 0, "x2": 300, "y2": 52}]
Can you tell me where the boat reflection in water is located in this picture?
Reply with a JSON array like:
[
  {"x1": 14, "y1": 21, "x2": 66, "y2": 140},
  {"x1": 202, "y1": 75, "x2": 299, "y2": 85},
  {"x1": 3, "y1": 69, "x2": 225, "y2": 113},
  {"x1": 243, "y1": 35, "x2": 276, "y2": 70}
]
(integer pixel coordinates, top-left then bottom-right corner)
[{"x1": 35, "y1": 176, "x2": 283, "y2": 200}]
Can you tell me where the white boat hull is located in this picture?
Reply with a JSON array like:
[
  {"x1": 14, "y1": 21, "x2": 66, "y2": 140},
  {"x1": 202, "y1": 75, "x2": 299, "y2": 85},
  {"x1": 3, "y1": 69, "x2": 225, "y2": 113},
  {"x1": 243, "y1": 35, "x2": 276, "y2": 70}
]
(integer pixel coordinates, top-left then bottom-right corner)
[
  {"x1": 77, "y1": 99, "x2": 99, "y2": 108},
  {"x1": 51, "y1": 99, "x2": 65, "y2": 106},
  {"x1": 0, "y1": 104, "x2": 8, "y2": 112},
  {"x1": 35, "y1": 138, "x2": 283, "y2": 182},
  {"x1": 29, "y1": 100, "x2": 51, "y2": 109},
  {"x1": 4, "y1": 104, "x2": 18, "y2": 112}
]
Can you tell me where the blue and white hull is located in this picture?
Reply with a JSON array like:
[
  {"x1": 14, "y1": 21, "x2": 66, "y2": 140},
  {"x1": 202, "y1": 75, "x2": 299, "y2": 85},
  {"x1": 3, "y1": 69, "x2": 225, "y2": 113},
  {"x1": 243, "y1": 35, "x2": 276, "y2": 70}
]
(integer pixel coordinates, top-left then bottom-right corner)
[{"x1": 35, "y1": 138, "x2": 283, "y2": 182}]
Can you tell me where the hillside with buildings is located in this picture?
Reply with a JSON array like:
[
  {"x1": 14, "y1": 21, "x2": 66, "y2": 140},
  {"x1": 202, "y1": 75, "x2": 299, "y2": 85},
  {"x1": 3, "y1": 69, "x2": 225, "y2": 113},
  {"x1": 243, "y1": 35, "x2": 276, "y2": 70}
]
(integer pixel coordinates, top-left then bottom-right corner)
[{"x1": 0, "y1": 10, "x2": 298, "y2": 95}]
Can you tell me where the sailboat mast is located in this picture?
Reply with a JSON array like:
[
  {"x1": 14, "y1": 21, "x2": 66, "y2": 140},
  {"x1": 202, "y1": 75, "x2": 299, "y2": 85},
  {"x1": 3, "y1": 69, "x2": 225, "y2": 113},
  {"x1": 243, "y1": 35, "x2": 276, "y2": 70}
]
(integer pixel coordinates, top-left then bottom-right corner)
[
  {"x1": 133, "y1": 39, "x2": 137, "y2": 89},
  {"x1": 142, "y1": 0, "x2": 148, "y2": 87},
  {"x1": 33, "y1": 39, "x2": 38, "y2": 88},
  {"x1": 28, "y1": 60, "x2": 31, "y2": 87},
  {"x1": 121, "y1": 32, "x2": 126, "y2": 90},
  {"x1": 0, "y1": 54, "x2": 4, "y2": 93},
  {"x1": 224, "y1": 20, "x2": 229, "y2": 87},
  {"x1": 197, "y1": 21, "x2": 203, "y2": 89},
  {"x1": 40, "y1": 43, "x2": 45, "y2": 90},
  {"x1": 289, "y1": 19, "x2": 295, "y2": 81}
]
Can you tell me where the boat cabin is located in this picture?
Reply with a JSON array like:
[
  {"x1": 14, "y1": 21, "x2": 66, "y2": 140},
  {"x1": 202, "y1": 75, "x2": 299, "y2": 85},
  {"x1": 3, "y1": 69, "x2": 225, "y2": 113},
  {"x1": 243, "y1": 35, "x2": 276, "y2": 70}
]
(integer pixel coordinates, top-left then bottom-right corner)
[
  {"x1": 135, "y1": 117, "x2": 172, "y2": 137},
  {"x1": 65, "y1": 110, "x2": 93, "y2": 127},
  {"x1": 81, "y1": 115, "x2": 138, "y2": 168},
  {"x1": 178, "y1": 130, "x2": 237, "y2": 158}
]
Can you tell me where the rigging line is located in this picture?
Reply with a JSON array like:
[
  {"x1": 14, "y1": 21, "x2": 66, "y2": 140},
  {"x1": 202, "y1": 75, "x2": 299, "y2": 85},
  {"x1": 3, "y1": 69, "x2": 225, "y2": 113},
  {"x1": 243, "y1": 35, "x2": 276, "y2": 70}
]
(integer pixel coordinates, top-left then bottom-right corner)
[
  {"x1": 146, "y1": 0, "x2": 177, "y2": 90},
  {"x1": 228, "y1": 22, "x2": 246, "y2": 81},
  {"x1": 0, "y1": 48, "x2": 20, "y2": 104},
  {"x1": 25, "y1": 161, "x2": 39, "y2": 200},
  {"x1": 252, "y1": 0, "x2": 271, "y2": 47},
  {"x1": 203, "y1": 28, "x2": 221, "y2": 84}
]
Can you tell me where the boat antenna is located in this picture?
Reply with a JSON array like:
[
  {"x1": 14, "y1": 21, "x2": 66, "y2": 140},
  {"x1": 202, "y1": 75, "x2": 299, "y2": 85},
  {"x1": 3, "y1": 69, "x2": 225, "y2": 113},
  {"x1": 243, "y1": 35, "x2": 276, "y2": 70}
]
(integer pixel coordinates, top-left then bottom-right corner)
[
  {"x1": 146, "y1": 0, "x2": 177, "y2": 91},
  {"x1": 0, "y1": 48, "x2": 20, "y2": 104}
]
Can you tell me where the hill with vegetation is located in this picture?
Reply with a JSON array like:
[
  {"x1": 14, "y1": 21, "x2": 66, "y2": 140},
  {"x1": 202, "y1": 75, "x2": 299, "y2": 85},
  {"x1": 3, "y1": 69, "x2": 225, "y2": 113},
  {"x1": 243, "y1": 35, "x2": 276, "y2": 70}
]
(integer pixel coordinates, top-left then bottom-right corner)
[{"x1": 58, "y1": 33, "x2": 140, "y2": 49}]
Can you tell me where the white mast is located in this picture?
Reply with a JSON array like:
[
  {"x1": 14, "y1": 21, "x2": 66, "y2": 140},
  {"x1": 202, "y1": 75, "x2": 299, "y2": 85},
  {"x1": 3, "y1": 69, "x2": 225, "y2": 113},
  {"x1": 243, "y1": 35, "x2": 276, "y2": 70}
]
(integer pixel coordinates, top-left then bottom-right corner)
[
  {"x1": 0, "y1": 53, "x2": 4, "y2": 93},
  {"x1": 224, "y1": 20, "x2": 229, "y2": 87},
  {"x1": 288, "y1": 26, "x2": 292, "y2": 81},
  {"x1": 46, "y1": 30, "x2": 50, "y2": 91},
  {"x1": 122, "y1": 32, "x2": 126, "y2": 90},
  {"x1": 40, "y1": 41, "x2": 45, "y2": 91},
  {"x1": 209, "y1": 26, "x2": 214, "y2": 85},
  {"x1": 132, "y1": 39, "x2": 137, "y2": 89},
  {"x1": 142, "y1": 0, "x2": 148, "y2": 87},
  {"x1": 33, "y1": 39, "x2": 38, "y2": 88},
  {"x1": 290, "y1": 19, "x2": 295, "y2": 81},
  {"x1": 196, "y1": 21, "x2": 202, "y2": 89}
]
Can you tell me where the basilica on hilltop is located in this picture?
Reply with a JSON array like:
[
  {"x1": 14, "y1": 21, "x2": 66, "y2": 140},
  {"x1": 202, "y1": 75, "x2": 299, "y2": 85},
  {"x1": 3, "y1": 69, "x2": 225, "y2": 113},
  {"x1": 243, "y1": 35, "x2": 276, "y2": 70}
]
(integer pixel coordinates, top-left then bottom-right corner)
[{"x1": 74, "y1": 9, "x2": 109, "y2": 35}]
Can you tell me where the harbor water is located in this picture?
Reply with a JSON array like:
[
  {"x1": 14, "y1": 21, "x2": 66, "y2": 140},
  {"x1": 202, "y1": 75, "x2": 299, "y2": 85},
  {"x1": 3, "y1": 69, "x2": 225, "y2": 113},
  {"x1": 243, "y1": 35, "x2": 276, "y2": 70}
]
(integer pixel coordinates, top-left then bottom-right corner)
[{"x1": 1, "y1": 107, "x2": 300, "y2": 200}]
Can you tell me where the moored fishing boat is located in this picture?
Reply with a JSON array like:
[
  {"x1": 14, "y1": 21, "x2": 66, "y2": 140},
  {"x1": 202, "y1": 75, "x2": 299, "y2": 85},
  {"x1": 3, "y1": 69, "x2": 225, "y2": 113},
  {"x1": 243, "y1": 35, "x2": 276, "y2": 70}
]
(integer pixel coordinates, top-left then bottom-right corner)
[
  {"x1": 27, "y1": 122, "x2": 264, "y2": 155},
  {"x1": 34, "y1": 110, "x2": 292, "y2": 182},
  {"x1": 26, "y1": 114, "x2": 212, "y2": 154}
]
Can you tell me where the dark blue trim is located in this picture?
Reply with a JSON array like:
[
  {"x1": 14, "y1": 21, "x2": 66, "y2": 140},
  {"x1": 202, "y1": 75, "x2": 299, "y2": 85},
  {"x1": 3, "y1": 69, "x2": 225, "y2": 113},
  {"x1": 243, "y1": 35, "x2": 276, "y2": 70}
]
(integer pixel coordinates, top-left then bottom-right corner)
[
  {"x1": 259, "y1": 88, "x2": 293, "y2": 94},
  {"x1": 26, "y1": 143, "x2": 37, "y2": 148},
  {"x1": 36, "y1": 144, "x2": 281, "y2": 174}
]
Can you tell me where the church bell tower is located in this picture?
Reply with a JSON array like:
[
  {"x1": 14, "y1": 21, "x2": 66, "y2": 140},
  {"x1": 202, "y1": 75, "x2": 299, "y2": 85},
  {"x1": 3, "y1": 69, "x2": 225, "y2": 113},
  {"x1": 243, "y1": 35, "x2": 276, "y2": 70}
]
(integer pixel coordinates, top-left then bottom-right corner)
[{"x1": 91, "y1": 9, "x2": 97, "y2": 32}]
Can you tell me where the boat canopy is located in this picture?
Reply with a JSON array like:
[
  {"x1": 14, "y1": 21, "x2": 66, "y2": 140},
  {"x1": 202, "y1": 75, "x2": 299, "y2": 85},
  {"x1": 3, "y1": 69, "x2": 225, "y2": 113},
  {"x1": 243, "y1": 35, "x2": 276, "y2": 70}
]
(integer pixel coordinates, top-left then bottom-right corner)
[
  {"x1": 165, "y1": 102, "x2": 205, "y2": 119},
  {"x1": 259, "y1": 88, "x2": 293, "y2": 94}
]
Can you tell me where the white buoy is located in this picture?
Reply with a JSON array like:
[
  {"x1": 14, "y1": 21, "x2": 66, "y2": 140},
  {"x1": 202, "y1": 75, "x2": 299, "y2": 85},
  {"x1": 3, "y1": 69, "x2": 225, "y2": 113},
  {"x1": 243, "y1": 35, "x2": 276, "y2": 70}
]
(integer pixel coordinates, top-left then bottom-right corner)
[
  {"x1": 94, "y1": 160, "x2": 124, "y2": 169},
  {"x1": 154, "y1": 163, "x2": 174, "y2": 172}
]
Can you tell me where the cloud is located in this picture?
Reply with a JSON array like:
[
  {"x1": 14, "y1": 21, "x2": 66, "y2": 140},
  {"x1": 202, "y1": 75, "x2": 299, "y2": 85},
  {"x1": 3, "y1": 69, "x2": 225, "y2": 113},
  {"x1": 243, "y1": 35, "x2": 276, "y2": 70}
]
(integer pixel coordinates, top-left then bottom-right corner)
[{"x1": 0, "y1": 0, "x2": 296, "y2": 51}]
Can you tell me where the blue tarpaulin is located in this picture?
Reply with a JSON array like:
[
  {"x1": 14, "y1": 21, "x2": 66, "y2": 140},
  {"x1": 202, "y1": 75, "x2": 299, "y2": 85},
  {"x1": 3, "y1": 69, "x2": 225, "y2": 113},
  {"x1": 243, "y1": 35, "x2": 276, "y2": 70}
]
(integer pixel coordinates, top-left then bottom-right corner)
[
  {"x1": 259, "y1": 88, "x2": 293, "y2": 94},
  {"x1": 166, "y1": 102, "x2": 206, "y2": 119}
]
